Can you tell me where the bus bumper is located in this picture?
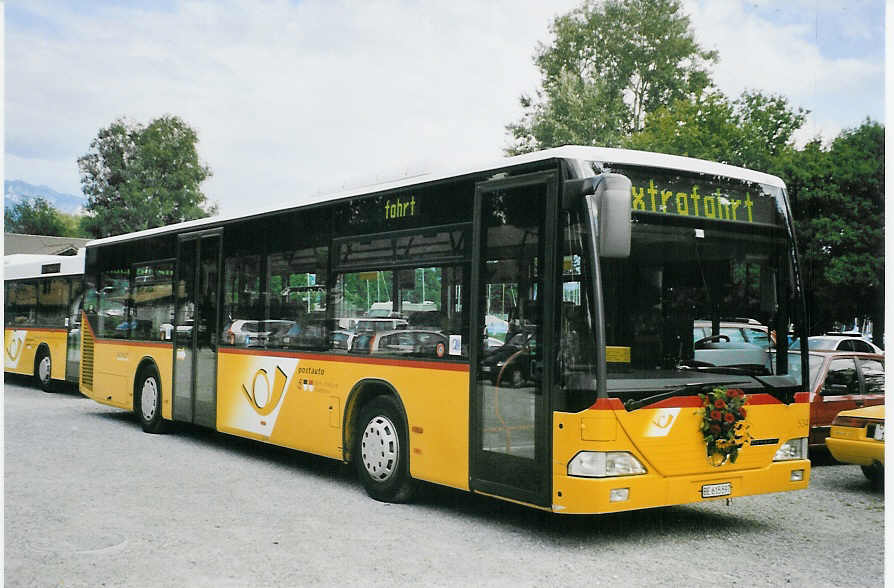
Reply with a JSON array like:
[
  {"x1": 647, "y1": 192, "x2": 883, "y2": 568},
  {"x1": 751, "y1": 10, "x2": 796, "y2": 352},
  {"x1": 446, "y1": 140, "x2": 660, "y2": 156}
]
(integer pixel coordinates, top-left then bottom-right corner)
[{"x1": 551, "y1": 459, "x2": 810, "y2": 514}]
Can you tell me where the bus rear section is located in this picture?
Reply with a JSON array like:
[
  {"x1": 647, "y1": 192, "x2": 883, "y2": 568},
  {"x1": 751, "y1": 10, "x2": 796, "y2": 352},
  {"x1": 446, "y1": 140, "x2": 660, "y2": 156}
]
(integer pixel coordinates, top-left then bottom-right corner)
[{"x1": 4, "y1": 253, "x2": 85, "y2": 391}]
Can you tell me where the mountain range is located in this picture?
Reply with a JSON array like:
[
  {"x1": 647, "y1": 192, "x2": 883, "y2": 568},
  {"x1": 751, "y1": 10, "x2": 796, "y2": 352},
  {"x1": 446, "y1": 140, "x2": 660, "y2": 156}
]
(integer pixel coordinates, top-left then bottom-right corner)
[{"x1": 5, "y1": 180, "x2": 86, "y2": 214}]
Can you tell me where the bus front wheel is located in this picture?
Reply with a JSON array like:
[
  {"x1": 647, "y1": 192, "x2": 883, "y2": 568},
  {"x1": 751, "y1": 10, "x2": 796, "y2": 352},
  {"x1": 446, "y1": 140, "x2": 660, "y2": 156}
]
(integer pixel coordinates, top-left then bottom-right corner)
[
  {"x1": 135, "y1": 365, "x2": 166, "y2": 434},
  {"x1": 35, "y1": 349, "x2": 53, "y2": 393},
  {"x1": 354, "y1": 396, "x2": 415, "y2": 503}
]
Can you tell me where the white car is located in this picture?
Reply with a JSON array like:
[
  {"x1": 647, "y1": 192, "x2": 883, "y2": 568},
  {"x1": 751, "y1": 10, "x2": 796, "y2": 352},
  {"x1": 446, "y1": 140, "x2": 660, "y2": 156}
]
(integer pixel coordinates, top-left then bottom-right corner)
[
  {"x1": 224, "y1": 319, "x2": 294, "y2": 346},
  {"x1": 792, "y1": 335, "x2": 882, "y2": 355},
  {"x1": 693, "y1": 319, "x2": 771, "y2": 349}
]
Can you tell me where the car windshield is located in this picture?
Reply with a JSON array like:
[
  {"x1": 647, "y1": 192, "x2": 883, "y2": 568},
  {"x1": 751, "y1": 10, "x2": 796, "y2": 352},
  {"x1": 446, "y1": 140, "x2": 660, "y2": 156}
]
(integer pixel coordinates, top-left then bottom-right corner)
[{"x1": 770, "y1": 351, "x2": 825, "y2": 389}]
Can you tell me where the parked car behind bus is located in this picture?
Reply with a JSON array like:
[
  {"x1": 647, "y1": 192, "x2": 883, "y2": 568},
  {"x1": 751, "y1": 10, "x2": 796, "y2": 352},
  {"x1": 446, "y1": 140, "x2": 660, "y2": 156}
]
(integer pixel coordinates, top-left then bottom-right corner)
[
  {"x1": 780, "y1": 350, "x2": 884, "y2": 446},
  {"x1": 826, "y1": 404, "x2": 884, "y2": 488}
]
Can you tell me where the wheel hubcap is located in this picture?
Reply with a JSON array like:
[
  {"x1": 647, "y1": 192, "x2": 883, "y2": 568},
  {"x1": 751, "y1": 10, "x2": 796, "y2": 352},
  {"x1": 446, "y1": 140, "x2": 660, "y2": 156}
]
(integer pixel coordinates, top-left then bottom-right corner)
[
  {"x1": 38, "y1": 356, "x2": 51, "y2": 384},
  {"x1": 360, "y1": 415, "x2": 399, "y2": 482},
  {"x1": 141, "y1": 377, "x2": 158, "y2": 420}
]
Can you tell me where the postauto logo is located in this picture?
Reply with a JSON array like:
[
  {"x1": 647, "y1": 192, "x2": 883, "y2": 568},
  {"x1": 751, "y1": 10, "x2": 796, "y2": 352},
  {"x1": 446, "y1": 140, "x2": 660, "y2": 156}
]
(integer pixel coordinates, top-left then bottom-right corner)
[
  {"x1": 5, "y1": 331, "x2": 26, "y2": 368},
  {"x1": 241, "y1": 366, "x2": 289, "y2": 417}
]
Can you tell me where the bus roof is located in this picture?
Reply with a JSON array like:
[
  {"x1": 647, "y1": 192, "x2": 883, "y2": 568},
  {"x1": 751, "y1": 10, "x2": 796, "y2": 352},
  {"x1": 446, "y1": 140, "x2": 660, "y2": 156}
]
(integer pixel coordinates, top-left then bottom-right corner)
[
  {"x1": 4, "y1": 250, "x2": 86, "y2": 280},
  {"x1": 86, "y1": 146, "x2": 787, "y2": 248}
]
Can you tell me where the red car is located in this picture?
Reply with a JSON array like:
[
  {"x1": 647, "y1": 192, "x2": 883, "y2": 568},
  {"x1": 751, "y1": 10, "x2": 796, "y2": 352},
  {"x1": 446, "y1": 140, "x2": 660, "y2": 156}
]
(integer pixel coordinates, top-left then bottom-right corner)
[{"x1": 789, "y1": 350, "x2": 885, "y2": 446}]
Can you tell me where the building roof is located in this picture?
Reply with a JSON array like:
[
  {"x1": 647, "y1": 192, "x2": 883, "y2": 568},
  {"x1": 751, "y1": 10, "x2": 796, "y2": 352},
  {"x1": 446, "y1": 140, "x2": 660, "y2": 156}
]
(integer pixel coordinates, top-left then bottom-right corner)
[{"x1": 4, "y1": 233, "x2": 91, "y2": 256}]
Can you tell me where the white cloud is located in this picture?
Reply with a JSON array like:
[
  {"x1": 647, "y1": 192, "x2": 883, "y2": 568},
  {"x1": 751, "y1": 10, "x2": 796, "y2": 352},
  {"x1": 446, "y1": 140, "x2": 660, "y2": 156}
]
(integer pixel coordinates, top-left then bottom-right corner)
[
  {"x1": 6, "y1": 1, "x2": 884, "y2": 213},
  {"x1": 685, "y1": 0, "x2": 883, "y2": 146},
  {"x1": 6, "y1": 0, "x2": 580, "y2": 214}
]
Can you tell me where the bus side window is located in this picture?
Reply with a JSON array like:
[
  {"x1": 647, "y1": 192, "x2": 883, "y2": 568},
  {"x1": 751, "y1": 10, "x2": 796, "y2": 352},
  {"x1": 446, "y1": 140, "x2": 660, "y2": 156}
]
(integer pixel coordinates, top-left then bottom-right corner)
[
  {"x1": 38, "y1": 277, "x2": 70, "y2": 328},
  {"x1": 222, "y1": 254, "x2": 263, "y2": 346},
  {"x1": 4, "y1": 282, "x2": 13, "y2": 326},
  {"x1": 10, "y1": 281, "x2": 38, "y2": 327},
  {"x1": 822, "y1": 358, "x2": 859, "y2": 396},
  {"x1": 132, "y1": 264, "x2": 175, "y2": 341}
]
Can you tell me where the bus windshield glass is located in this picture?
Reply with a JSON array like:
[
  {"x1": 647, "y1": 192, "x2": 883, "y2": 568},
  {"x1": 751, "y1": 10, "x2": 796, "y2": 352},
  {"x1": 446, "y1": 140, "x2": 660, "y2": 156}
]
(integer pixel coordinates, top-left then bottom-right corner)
[{"x1": 598, "y1": 164, "x2": 803, "y2": 402}]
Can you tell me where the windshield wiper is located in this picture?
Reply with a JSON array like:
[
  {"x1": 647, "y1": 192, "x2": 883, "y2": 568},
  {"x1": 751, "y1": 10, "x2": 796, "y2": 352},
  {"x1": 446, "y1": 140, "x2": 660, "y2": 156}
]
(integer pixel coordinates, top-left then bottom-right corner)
[
  {"x1": 624, "y1": 380, "x2": 741, "y2": 411},
  {"x1": 679, "y1": 365, "x2": 773, "y2": 388}
]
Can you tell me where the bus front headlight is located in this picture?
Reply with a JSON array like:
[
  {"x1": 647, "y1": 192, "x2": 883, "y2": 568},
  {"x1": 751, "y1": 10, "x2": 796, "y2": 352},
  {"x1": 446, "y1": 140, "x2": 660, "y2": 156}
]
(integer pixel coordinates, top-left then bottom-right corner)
[
  {"x1": 567, "y1": 451, "x2": 646, "y2": 478},
  {"x1": 773, "y1": 438, "x2": 808, "y2": 461}
]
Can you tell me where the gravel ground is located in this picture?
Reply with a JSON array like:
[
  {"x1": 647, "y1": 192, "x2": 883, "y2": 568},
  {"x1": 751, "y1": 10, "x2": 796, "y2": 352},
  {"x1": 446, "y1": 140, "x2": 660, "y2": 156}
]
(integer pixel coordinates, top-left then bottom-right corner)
[{"x1": 4, "y1": 375, "x2": 886, "y2": 587}]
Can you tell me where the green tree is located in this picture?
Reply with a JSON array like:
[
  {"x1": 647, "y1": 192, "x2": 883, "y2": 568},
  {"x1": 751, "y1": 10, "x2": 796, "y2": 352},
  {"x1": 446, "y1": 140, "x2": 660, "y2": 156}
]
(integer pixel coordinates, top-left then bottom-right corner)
[
  {"x1": 506, "y1": 0, "x2": 717, "y2": 153},
  {"x1": 735, "y1": 91, "x2": 808, "y2": 172},
  {"x1": 58, "y1": 210, "x2": 92, "y2": 238},
  {"x1": 78, "y1": 115, "x2": 215, "y2": 238},
  {"x1": 626, "y1": 90, "x2": 807, "y2": 171},
  {"x1": 4, "y1": 197, "x2": 70, "y2": 236},
  {"x1": 776, "y1": 120, "x2": 884, "y2": 344}
]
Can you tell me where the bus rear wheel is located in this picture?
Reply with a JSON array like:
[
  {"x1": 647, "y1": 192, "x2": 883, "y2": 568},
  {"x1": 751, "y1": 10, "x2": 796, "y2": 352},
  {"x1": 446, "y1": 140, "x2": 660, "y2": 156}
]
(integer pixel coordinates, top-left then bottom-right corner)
[
  {"x1": 135, "y1": 365, "x2": 166, "y2": 434},
  {"x1": 354, "y1": 396, "x2": 415, "y2": 503},
  {"x1": 35, "y1": 349, "x2": 53, "y2": 393}
]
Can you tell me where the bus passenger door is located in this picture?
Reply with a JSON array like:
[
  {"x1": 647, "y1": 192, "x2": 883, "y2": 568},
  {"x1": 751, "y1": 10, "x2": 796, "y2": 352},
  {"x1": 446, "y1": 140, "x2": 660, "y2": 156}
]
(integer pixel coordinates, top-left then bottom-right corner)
[
  {"x1": 470, "y1": 171, "x2": 556, "y2": 508},
  {"x1": 65, "y1": 277, "x2": 84, "y2": 382},
  {"x1": 173, "y1": 231, "x2": 222, "y2": 427}
]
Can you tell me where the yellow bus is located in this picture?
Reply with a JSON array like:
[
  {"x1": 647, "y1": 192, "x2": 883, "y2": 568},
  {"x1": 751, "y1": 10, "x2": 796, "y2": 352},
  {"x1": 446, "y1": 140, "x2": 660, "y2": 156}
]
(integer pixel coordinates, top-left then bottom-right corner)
[
  {"x1": 79, "y1": 146, "x2": 810, "y2": 513},
  {"x1": 5, "y1": 251, "x2": 85, "y2": 392}
]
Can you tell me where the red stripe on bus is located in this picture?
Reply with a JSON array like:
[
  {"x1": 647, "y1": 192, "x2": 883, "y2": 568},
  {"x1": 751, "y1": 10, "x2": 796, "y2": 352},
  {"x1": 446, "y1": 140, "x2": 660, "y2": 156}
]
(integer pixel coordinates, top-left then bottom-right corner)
[
  {"x1": 588, "y1": 398, "x2": 625, "y2": 410},
  {"x1": 218, "y1": 346, "x2": 471, "y2": 372},
  {"x1": 589, "y1": 392, "x2": 809, "y2": 410},
  {"x1": 647, "y1": 396, "x2": 704, "y2": 409}
]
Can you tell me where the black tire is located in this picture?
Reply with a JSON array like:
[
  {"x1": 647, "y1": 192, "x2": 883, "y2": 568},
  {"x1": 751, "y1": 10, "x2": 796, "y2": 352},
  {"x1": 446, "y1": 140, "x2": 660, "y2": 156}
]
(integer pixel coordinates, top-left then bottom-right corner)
[
  {"x1": 354, "y1": 395, "x2": 415, "y2": 503},
  {"x1": 861, "y1": 463, "x2": 884, "y2": 489},
  {"x1": 135, "y1": 365, "x2": 167, "y2": 434},
  {"x1": 35, "y1": 348, "x2": 54, "y2": 393}
]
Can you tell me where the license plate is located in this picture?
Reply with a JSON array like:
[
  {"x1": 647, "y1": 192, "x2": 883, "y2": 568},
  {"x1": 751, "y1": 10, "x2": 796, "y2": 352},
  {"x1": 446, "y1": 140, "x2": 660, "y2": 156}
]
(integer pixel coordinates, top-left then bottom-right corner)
[
  {"x1": 701, "y1": 482, "x2": 732, "y2": 498},
  {"x1": 872, "y1": 424, "x2": 885, "y2": 441}
]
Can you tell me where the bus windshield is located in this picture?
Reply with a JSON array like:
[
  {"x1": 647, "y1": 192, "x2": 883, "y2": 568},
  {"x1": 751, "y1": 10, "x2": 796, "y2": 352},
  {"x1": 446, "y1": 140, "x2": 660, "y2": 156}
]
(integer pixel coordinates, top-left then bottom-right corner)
[{"x1": 599, "y1": 165, "x2": 802, "y2": 403}]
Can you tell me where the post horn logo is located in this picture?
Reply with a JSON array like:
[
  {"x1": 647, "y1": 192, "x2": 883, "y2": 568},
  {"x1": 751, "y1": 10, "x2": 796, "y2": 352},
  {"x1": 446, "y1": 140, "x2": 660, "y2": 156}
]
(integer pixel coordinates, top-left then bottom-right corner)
[
  {"x1": 241, "y1": 366, "x2": 289, "y2": 416},
  {"x1": 6, "y1": 336, "x2": 23, "y2": 362}
]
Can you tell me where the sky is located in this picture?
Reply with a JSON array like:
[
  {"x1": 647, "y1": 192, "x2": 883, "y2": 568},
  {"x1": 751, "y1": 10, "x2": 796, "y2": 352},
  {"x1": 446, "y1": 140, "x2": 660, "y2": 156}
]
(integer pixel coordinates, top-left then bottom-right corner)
[{"x1": 4, "y1": 0, "x2": 886, "y2": 216}]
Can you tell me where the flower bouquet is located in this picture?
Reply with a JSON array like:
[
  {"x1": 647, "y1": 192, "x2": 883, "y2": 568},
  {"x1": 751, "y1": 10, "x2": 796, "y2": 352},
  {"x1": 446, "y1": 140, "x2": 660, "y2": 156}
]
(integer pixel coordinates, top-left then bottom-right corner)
[{"x1": 699, "y1": 387, "x2": 749, "y2": 465}]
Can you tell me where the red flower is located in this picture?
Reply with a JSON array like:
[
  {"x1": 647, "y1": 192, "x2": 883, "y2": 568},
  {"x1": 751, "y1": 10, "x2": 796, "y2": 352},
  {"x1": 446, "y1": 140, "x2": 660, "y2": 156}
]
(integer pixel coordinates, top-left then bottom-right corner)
[
  {"x1": 724, "y1": 412, "x2": 736, "y2": 423},
  {"x1": 710, "y1": 410, "x2": 722, "y2": 421},
  {"x1": 726, "y1": 389, "x2": 735, "y2": 399},
  {"x1": 714, "y1": 399, "x2": 726, "y2": 409},
  {"x1": 710, "y1": 424, "x2": 721, "y2": 434},
  {"x1": 739, "y1": 407, "x2": 747, "y2": 418}
]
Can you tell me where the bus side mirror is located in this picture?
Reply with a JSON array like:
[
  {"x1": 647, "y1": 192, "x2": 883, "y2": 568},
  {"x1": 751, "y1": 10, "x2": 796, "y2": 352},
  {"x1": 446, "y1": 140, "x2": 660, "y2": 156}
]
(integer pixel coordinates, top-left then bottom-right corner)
[
  {"x1": 593, "y1": 174, "x2": 632, "y2": 258},
  {"x1": 566, "y1": 174, "x2": 632, "y2": 258}
]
